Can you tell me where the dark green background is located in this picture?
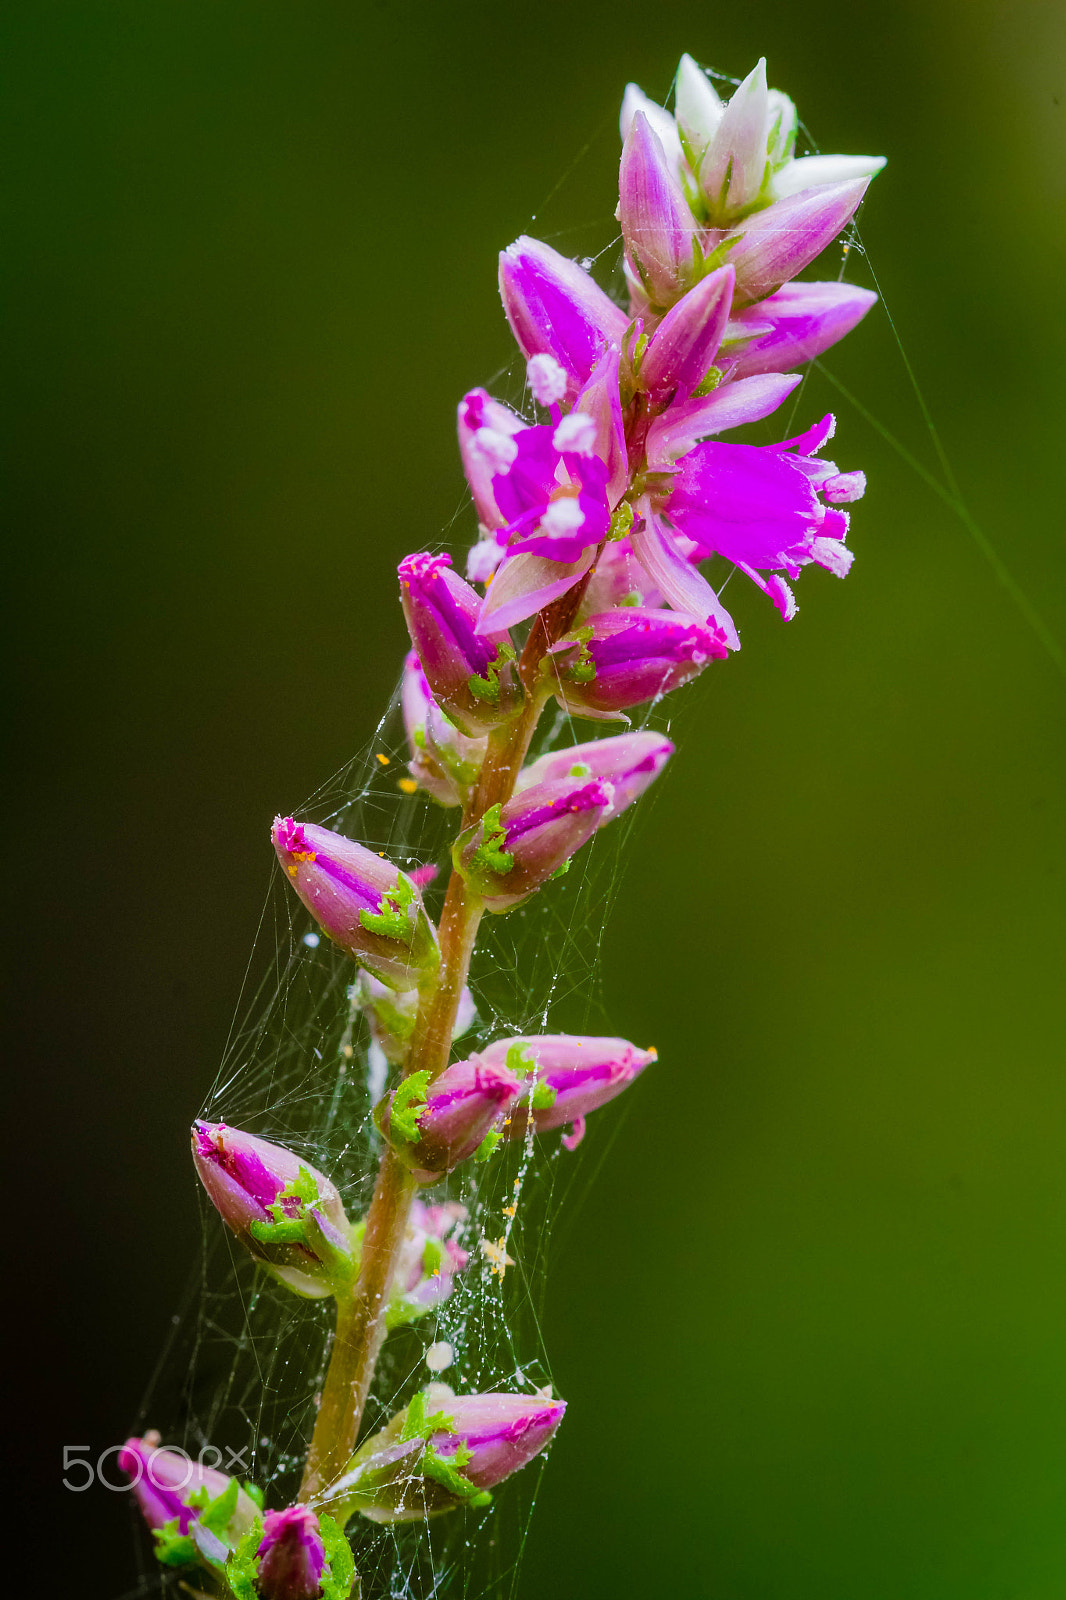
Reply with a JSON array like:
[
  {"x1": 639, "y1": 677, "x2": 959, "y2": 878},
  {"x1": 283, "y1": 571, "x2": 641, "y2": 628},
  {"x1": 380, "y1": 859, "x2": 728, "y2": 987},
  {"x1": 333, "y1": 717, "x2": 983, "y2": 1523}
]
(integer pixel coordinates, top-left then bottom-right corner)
[{"x1": 9, "y1": 2, "x2": 1064, "y2": 1595}]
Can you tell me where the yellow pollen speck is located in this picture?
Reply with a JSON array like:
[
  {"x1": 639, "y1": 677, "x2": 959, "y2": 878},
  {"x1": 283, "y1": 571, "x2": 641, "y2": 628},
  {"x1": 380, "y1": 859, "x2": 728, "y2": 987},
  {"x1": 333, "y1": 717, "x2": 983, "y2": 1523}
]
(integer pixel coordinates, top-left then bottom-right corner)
[
  {"x1": 292, "y1": 851, "x2": 317, "y2": 864},
  {"x1": 378, "y1": 851, "x2": 385, "y2": 858},
  {"x1": 398, "y1": 778, "x2": 418, "y2": 795},
  {"x1": 503, "y1": 1204, "x2": 516, "y2": 1218},
  {"x1": 286, "y1": 864, "x2": 298, "y2": 878},
  {"x1": 376, "y1": 753, "x2": 391, "y2": 765},
  {"x1": 343, "y1": 1045, "x2": 353, "y2": 1059}
]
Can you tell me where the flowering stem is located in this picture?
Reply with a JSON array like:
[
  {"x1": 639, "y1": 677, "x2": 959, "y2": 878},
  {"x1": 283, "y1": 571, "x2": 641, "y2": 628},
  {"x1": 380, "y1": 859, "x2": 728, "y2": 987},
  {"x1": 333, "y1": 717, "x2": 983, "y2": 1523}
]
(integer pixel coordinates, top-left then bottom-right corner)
[{"x1": 299, "y1": 683, "x2": 548, "y2": 1505}]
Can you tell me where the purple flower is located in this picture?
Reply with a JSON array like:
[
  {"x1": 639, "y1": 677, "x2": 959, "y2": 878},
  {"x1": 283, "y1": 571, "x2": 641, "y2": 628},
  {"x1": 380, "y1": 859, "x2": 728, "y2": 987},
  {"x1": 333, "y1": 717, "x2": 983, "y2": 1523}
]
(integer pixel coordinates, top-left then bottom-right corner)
[
  {"x1": 618, "y1": 112, "x2": 699, "y2": 307},
  {"x1": 254, "y1": 1506, "x2": 325, "y2": 1600},
  {"x1": 630, "y1": 412, "x2": 863, "y2": 637},
  {"x1": 331, "y1": 1386, "x2": 566, "y2": 1523},
  {"x1": 119, "y1": 1435, "x2": 259, "y2": 1570},
  {"x1": 390, "y1": 1200, "x2": 471, "y2": 1323},
  {"x1": 398, "y1": 552, "x2": 524, "y2": 735},
  {"x1": 543, "y1": 607, "x2": 728, "y2": 718},
  {"x1": 191, "y1": 1122, "x2": 355, "y2": 1298},
  {"x1": 272, "y1": 817, "x2": 440, "y2": 989},
  {"x1": 453, "y1": 776, "x2": 613, "y2": 911},
  {"x1": 478, "y1": 1034, "x2": 657, "y2": 1149},
  {"x1": 376, "y1": 1057, "x2": 522, "y2": 1182},
  {"x1": 498, "y1": 236, "x2": 629, "y2": 398},
  {"x1": 516, "y1": 730, "x2": 674, "y2": 821},
  {"x1": 727, "y1": 281, "x2": 878, "y2": 378},
  {"x1": 401, "y1": 650, "x2": 486, "y2": 808},
  {"x1": 637, "y1": 266, "x2": 735, "y2": 401}
]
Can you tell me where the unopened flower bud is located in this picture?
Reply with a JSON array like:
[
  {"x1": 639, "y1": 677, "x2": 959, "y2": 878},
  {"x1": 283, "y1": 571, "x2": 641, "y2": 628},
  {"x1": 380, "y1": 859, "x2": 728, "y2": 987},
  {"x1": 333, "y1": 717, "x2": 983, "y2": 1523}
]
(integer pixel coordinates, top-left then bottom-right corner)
[
  {"x1": 453, "y1": 777, "x2": 612, "y2": 911},
  {"x1": 516, "y1": 731, "x2": 674, "y2": 821},
  {"x1": 119, "y1": 1436, "x2": 260, "y2": 1573},
  {"x1": 478, "y1": 1034, "x2": 657, "y2": 1151},
  {"x1": 353, "y1": 969, "x2": 475, "y2": 1067},
  {"x1": 388, "y1": 1200, "x2": 470, "y2": 1325},
  {"x1": 228, "y1": 1505, "x2": 356, "y2": 1600},
  {"x1": 272, "y1": 818, "x2": 439, "y2": 990},
  {"x1": 398, "y1": 552, "x2": 523, "y2": 736},
  {"x1": 375, "y1": 1058, "x2": 520, "y2": 1182},
  {"x1": 498, "y1": 237, "x2": 628, "y2": 398},
  {"x1": 727, "y1": 281, "x2": 878, "y2": 378},
  {"x1": 329, "y1": 1387, "x2": 565, "y2": 1524},
  {"x1": 638, "y1": 267, "x2": 735, "y2": 401},
  {"x1": 543, "y1": 608, "x2": 728, "y2": 718},
  {"x1": 725, "y1": 178, "x2": 870, "y2": 305},
  {"x1": 402, "y1": 651, "x2": 487, "y2": 807},
  {"x1": 191, "y1": 1122, "x2": 355, "y2": 1298},
  {"x1": 618, "y1": 112, "x2": 699, "y2": 308}
]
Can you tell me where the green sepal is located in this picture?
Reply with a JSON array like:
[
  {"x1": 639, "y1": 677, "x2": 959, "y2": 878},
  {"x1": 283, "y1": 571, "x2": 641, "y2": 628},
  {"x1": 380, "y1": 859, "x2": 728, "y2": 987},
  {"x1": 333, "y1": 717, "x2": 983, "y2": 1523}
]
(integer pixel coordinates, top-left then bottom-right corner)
[
  {"x1": 531, "y1": 1080, "x2": 557, "y2": 1111},
  {"x1": 505, "y1": 1041, "x2": 536, "y2": 1077},
  {"x1": 401, "y1": 1388, "x2": 457, "y2": 1443},
  {"x1": 152, "y1": 1478, "x2": 240, "y2": 1572},
  {"x1": 469, "y1": 803, "x2": 515, "y2": 877},
  {"x1": 692, "y1": 364, "x2": 724, "y2": 398},
  {"x1": 468, "y1": 643, "x2": 517, "y2": 705},
  {"x1": 474, "y1": 1125, "x2": 502, "y2": 1163},
  {"x1": 151, "y1": 1518, "x2": 198, "y2": 1569},
  {"x1": 421, "y1": 1236, "x2": 443, "y2": 1276},
  {"x1": 226, "y1": 1519, "x2": 263, "y2": 1599},
  {"x1": 389, "y1": 1070, "x2": 430, "y2": 1143},
  {"x1": 607, "y1": 501, "x2": 634, "y2": 542},
  {"x1": 548, "y1": 860, "x2": 571, "y2": 880},
  {"x1": 243, "y1": 1481, "x2": 265, "y2": 1511},
  {"x1": 249, "y1": 1165, "x2": 320, "y2": 1248},
  {"x1": 319, "y1": 1514, "x2": 358, "y2": 1600},
  {"x1": 423, "y1": 1441, "x2": 492, "y2": 1509},
  {"x1": 359, "y1": 872, "x2": 417, "y2": 943}
]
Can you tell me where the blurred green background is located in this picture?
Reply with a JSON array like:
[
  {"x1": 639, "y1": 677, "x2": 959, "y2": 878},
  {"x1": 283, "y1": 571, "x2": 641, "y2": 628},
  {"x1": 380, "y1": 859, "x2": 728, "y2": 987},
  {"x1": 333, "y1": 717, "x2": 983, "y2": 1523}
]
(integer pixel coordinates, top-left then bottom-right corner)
[{"x1": 8, "y1": 1, "x2": 1064, "y2": 1595}]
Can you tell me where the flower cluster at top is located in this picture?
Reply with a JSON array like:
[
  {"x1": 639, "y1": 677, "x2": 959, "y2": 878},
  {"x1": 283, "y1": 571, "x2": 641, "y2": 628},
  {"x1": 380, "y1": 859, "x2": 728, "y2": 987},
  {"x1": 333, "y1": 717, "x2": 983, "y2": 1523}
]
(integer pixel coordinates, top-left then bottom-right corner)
[{"x1": 120, "y1": 54, "x2": 882, "y2": 1600}]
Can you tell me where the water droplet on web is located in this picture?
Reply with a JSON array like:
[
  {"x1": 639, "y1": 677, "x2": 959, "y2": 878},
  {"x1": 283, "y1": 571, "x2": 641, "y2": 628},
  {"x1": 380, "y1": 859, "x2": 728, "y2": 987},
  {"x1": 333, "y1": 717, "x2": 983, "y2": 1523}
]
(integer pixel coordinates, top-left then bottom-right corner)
[
  {"x1": 302, "y1": 931, "x2": 320, "y2": 948},
  {"x1": 425, "y1": 1340, "x2": 453, "y2": 1372}
]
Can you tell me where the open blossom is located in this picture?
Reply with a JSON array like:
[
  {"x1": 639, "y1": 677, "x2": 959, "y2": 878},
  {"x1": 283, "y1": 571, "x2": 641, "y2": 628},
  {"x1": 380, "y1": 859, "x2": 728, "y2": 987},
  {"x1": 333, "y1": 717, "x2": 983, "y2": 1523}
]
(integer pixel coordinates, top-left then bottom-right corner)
[{"x1": 330, "y1": 1387, "x2": 565, "y2": 1523}]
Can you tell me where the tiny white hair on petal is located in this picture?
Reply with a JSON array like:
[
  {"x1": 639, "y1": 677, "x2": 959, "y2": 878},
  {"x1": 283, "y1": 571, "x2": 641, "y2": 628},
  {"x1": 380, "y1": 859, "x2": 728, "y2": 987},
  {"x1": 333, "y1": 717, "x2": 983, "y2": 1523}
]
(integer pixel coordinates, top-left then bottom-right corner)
[
  {"x1": 527, "y1": 353, "x2": 567, "y2": 407},
  {"x1": 553, "y1": 413, "x2": 598, "y2": 456},
  {"x1": 472, "y1": 427, "x2": 518, "y2": 474},
  {"x1": 541, "y1": 498, "x2": 586, "y2": 538},
  {"x1": 765, "y1": 574, "x2": 798, "y2": 619}
]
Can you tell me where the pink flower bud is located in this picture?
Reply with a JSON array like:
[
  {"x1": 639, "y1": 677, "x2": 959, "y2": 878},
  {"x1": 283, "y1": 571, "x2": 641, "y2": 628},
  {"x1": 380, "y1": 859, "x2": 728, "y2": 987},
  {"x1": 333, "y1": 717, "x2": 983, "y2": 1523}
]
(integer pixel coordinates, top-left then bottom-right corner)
[
  {"x1": 376, "y1": 1057, "x2": 521, "y2": 1183},
  {"x1": 727, "y1": 281, "x2": 878, "y2": 378},
  {"x1": 399, "y1": 552, "x2": 524, "y2": 736},
  {"x1": 478, "y1": 1034, "x2": 657, "y2": 1148},
  {"x1": 254, "y1": 1506, "x2": 325, "y2": 1600},
  {"x1": 272, "y1": 817, "x2": 439, "y2": 990},
  {"x1": 724, "y1": 178, "x2": 870, "y2": 305},
  {"x1": 543, "y1": 608, "x2": 728, "y2": 718},
  {"x1": 401, "y1": 651, "x2": 486, "y2": 807},
  {"x1": 453, "y1": 777, "x2": 613, "y2": 911},
  {"x1": 618, "y1": 113, "x2": 700, "y2": 308},
  {"x1": 118, "y1": 1435, "x2": 260, "y2": 1572},
  {"x1": 516, "y1": 731, "x2": 673, "y2": 822},
  {"x1": 498, "y1": 236, "x2": 628, "y2": 398},
  {"x1": 330, "y1": 1387, "x2": 565, "y2": 1523},
  {"x1": 389, "y1": 1200, "x2": 471, "y2": 1323},
  {"x1": 191, "y1": 1121, "x2": 355, "y2": 1298},
  {"x1": 638, "y1": 266, "x2": 735, "y2": 400}
]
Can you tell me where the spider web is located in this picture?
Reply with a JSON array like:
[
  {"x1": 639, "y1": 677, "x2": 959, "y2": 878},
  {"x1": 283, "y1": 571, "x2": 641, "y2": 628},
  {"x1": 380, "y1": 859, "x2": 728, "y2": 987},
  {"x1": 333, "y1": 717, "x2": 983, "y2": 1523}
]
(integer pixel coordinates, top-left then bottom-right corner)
[{"x1": 118, "y1": 55, "x2": 1060, "y2": 1600}]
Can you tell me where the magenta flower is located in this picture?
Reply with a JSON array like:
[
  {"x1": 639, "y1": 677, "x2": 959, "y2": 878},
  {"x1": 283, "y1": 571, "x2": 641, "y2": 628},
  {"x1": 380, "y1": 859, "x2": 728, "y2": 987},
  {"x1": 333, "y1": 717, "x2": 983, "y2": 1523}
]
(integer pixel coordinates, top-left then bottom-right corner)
[
  {"x1": 618, "y1": 111, "x2": 699, "y2": 307},
  {"x1": 253, "y1": 1506, "x2": 325, "y2": 1600},
  {"x1": 398, "y1": 552, "x2": 524, "y2": 735},
  {"x1": 516, "y1": 730, "x2": 674, "y2": 820},
  {"x1": 401, "y1": 650, "x2": 486, "y2": 807},
  {"x1": 630, "y1": 412, "x2": 863, "y2": 637},
  {"x1": 376, "y1": 1056, "x2": 522, "y2": 1182},
  {"x1": 727, "y1": 281, "x2": 878, "y2": 378},
  {"x1": 637, "y1": 266, "x2": 735, "y2": 401},
  {"x1": 192, "y1": 1121, "x2": 355, "y2": 1298},
  {"x1": 119, "y1": 1435, "x2": 259, "y2": 1570},
  {"x1": 453, "y1": 775, "x2": 613, "y2": 911},
  {"x1": 498, "y1": 235, "x2": 629, "y2": 398},
  {"x1": 478, "y1": 1034, "x2": 657, "y2": 1150},
  {"x1": 544, "y1": 607, "x2": 728, "y2": 718},
  {"x1": 332, "y1": 1386, "x2": 566, "y2": 1523},
  {"x1": 272, "y1": 817, "x2": 439, "y2": 989}
]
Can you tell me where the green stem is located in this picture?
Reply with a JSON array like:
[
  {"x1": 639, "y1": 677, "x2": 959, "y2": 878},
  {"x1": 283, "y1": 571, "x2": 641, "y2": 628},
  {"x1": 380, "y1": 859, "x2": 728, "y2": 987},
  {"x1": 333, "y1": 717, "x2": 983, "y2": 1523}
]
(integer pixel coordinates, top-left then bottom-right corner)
[{"x1": 299, "y1": 687, "x2": 548, "y2": 1505}]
